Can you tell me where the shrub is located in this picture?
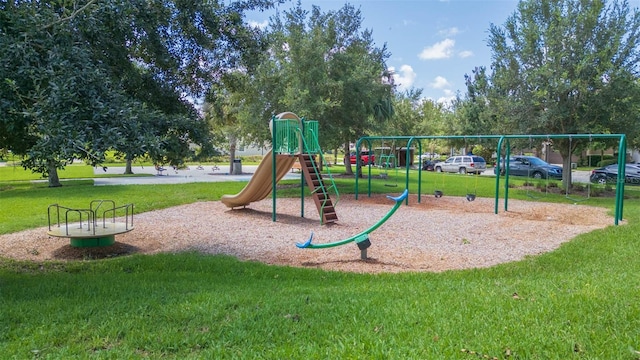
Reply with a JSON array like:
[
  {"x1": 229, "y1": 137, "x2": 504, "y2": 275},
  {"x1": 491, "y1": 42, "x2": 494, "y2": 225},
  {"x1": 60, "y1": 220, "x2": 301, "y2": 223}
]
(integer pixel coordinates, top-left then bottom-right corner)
[
  {"x1": 585, "y1": 154, "x2": 615, "y2": 167},
  {"x1": 573, "y1": 183, "x2": 585, "y2": 192},
  {"x1": 597, "y1": 158, "x2": 617, "y2": 167}
]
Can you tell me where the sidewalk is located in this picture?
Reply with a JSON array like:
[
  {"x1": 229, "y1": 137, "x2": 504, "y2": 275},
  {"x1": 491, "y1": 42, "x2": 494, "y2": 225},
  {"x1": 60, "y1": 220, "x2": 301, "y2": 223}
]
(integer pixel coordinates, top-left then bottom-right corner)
[{"x1": 93, "y1": 165, "x2": 301, "y2": 186}]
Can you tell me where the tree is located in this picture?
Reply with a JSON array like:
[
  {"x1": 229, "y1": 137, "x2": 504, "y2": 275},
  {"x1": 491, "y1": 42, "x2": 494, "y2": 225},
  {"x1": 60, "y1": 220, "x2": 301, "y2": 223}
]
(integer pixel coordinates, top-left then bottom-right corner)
[
  {"x1": 484, "y1": 0, "x2": 640, "y2": 189},
  {"x1": 390, "y1": 89, "x2": 447, "y2": 139},
  {"x1": 205, "y1": 73, "x2": 248, "y2": 173},
  {"x1": 0, "y1": 0, "x2": 278, "y2": 185},
  {"x1": 0, "y1": 2, "x2": 135, "y2": 186},
  {"x1": 272, "y1": 3, "x2": 395, "y2": 175},
  {"x1": 213, "y1": 3, "x2": 394, "y2": 175}
]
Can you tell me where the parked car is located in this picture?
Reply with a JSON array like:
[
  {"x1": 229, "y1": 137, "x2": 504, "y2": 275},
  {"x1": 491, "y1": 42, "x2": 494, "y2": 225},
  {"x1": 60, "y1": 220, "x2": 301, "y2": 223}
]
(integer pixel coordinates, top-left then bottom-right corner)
[
  {"x1": 349, "y1": 150, "x2": 375, "y2": 165},
  {"x1": 494, "y1": 156, "x2": 563, "y2": 180},
  {"x1": 434, "y1": 155, "x2": 486, "y2": 174},
  {"x1": 421, "y1": 159, "x2": 436, "y2": 171},
  {"x1": 590, "y1": 164, "x2": 640, "y2": 185}
]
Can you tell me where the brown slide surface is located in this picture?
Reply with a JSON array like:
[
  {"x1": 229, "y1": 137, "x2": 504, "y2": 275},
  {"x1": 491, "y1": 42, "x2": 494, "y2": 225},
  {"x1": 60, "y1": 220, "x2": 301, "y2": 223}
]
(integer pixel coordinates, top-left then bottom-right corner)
[{"x1": 220, "y1": 150, "x2": 297, "y2": 208}]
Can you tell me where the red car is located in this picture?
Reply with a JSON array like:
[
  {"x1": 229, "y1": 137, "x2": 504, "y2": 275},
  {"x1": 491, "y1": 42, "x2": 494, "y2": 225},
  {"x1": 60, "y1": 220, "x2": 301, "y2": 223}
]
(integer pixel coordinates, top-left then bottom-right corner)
[{"x1": 349, "y1": 150, "x2": 375, "y2": 165}]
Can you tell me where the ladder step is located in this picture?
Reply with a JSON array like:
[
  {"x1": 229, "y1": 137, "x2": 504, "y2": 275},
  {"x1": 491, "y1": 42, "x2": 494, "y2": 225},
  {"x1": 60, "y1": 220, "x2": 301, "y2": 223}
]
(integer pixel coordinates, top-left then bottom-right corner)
[
  {"x1": 322, "y1": 206, "x2": 335, "y2": 213},
  {"x1": 299, "y1": 152, "x2": 338, "y2": 224},
  {"x1": 323, "y1": 214, "x2": 338, "y2": 222}
]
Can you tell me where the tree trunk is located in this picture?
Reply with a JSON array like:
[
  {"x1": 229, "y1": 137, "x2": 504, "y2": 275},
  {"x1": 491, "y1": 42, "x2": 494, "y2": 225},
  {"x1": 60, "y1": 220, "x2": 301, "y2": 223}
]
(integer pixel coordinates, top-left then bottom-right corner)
[
  {"x1": 344, "y1": 154, "x2": 353, "y2": 175},
  {"x1": 343, "y1": 142, "x2": 353, "y2": 175},
  {"x1": 47, "y1": 159, "x2": 62, "y2": 187},
  {"x1": 557, "y1": 139, "x2": 575, "y2": 192},
  {"x1": 124, "y1": 156, "x2": 133, "y2": 174}
]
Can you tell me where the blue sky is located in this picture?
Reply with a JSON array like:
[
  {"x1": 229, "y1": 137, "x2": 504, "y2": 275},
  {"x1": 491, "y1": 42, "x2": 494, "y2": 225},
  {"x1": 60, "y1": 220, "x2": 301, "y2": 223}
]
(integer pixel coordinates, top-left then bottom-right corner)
[{"x1": 247, "y1": 0, "x2": 523, "y2": 103}]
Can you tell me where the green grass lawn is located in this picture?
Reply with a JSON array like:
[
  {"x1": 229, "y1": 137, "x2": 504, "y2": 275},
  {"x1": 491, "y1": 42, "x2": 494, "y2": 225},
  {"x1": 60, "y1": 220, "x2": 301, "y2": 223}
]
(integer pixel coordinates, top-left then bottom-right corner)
[
  {"x1": 0, "y1": 163, "x2": 96, "y2": 181},
  {"x1": 1, "y1": 168, "x2": 640, "y2": 358}
]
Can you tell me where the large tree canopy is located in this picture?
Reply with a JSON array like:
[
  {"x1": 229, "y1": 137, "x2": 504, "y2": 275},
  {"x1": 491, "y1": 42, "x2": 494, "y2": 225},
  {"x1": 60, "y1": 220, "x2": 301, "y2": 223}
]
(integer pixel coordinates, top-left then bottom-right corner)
[
  {"x1": 0, "y1": 0, "x2": 278, "y2": 185},
  {"x1": 472, "y1": 0, "x2": 640, "y2": 188},
  {"x1": 206, "y1": 2, "x2": 394, "y2": 175}
]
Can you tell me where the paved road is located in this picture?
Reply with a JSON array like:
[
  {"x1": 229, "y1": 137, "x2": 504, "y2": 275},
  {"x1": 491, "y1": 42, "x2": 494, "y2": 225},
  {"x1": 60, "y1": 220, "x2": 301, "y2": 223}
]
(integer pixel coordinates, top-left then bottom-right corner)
[
  {"x1": 570, "y1": 170, "x2": 591, "y2": 183},
  {"x1": 93, "y1": 164, "x2": 301, "y2": 186}
]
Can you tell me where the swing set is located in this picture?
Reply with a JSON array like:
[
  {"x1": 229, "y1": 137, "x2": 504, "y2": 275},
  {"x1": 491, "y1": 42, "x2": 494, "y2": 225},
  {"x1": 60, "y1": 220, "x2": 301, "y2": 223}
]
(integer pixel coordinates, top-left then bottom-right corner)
[
  {"x1": 564, "y1": 135, "x2": 592, "y2": 203},
  {"x1": 496, "y1": 134, "x2": 625, "y2": 224},
  {"x1": 503, "y1": 136, "x2": 594, "y2": 202},
  {"x1": 353, "y1": 133, "x2": 627, "y2": 225},
  {"x1": 432, "y1": 153, "x2": 480, "y2": 201},
  {"x1": 377, "y1": 142, "x2": 399, "y2": 187}
]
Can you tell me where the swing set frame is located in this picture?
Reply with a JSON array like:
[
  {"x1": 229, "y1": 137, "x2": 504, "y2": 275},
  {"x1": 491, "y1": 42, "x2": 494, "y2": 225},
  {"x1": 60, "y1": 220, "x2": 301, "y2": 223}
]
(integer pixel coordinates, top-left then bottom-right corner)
[{"x1": 354, "y1": 133, "x2": 627, "y2": 225}]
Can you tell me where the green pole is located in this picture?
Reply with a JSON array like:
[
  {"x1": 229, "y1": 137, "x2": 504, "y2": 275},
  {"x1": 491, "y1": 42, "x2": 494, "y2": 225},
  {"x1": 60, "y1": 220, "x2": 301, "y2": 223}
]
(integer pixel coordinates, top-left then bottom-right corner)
[
  {"x1": 366, "y1": 139, "x2": 373, "y2": 197},
  {"x1": 405, "y1": 137, "x2": 416, "y2": 205},
  {"x1": 418, "y1": 140, "x2": 423, "y2": 203},
  {"x1": 300, "y1": 120, "x2": 305, "y2": 219},
  {"x1": 504, "y1": 141, "x2": 511, "y2": 212},
  {"x1": 354, "y1": 137, "x2": 374, "y2": 199},
  {"x1": 494, "y1": 136, "x2": 505, "y2": 214},
  {"x1": 354, "y1": 146, "x2": 359, "y2": 200},
  {"x1": 272, "y1": 117, "x2": 277, "y2": 222},
  {"x1": 616, "y1": 135, "x2": 626, "y2": 224}
]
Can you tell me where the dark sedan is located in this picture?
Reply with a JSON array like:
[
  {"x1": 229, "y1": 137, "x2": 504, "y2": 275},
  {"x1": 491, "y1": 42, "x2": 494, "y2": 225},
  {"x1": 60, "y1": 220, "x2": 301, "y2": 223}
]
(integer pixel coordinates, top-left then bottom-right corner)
[
  {"x1": 421, "y1": 160, "x2": 435, "y2": 171},
  {"x1": 495, "y1": 155, "x2": 563, "y2": 179},
  {"x1": 590, "y1": 164, "x2": 640, "y2": 185}
]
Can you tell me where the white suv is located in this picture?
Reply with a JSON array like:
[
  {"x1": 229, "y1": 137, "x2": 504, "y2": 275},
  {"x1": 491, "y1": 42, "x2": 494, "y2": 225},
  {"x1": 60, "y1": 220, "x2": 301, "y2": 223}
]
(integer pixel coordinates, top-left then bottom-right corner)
[{"x1": 434, "y1": 155, "x2": 487, "y2": 174}]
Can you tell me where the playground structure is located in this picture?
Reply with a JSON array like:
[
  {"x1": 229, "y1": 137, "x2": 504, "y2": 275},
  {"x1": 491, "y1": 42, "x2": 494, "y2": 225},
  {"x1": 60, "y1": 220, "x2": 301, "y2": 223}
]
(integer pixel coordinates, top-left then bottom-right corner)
[
  {"x1": 221, "y1": 112, "x2": 340, "y2": 225},
  {"x1": 220, "y1": 112, "x2": 409, "y2": 255},
  {"x1": 47, "y1": 200, "x2": 134, "y2": 247},
  {"x1": 354, "y1": 134, "x2": 627, "y2": 225}
]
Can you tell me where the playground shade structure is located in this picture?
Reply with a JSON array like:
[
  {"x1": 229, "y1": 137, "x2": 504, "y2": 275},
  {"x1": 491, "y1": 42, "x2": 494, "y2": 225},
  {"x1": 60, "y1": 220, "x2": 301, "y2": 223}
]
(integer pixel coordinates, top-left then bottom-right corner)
[{"x1": 220, "y1": 150, "x2": 296, "y2": 208}]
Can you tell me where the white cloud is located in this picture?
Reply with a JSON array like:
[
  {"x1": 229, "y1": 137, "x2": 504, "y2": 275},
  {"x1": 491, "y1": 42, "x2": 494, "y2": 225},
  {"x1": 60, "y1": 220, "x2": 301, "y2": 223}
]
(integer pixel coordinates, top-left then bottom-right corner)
[
  {"x1": 458, "y1": 50, "x2": 474, "y2": 58},
  {"x1": 438, "y1": 27, "x2": 460, "y2": 37},
  {"x1": 436, "y1": 96, "x2": 456, "y2": 105},
  {"x1": 419, "y1": 39, "x2": 455, "y2": 60},
  {"x1": 428, "y1": 79, "x2": 455, "y2": 105},
  {"x1": 430, "y1": 76, "x2": 451, "y2": 89},
  {"x1": 248, "y1": 20, "x2": 268, "y2": 30},
  {"x1": 390, "y1": 65, "x2": 417, "y2": 90},
  {"x1": 437, "y1": 89, "x2": 456, "y2": 105}
]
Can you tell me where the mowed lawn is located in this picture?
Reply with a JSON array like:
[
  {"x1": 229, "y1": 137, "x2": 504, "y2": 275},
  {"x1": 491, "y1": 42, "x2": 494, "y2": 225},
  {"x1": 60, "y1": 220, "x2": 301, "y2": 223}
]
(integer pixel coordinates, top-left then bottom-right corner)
[{"x1": 1, "y1": 166, "x2": 640, "y2": 358}]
